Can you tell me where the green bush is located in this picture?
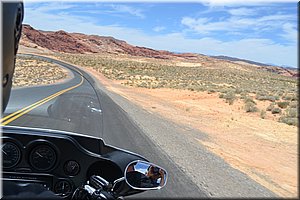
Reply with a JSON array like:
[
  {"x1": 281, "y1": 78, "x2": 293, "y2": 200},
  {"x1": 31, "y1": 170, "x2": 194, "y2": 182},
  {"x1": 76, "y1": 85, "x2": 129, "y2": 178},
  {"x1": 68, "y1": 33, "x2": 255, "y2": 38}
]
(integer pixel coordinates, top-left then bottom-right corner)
[
  {"x1": 266, "y1": 103, "x2": 275, "y2": 111},
  {"x1": 244, "y1": 96, "x2": 256, "y2": 104},
  {"x1": 277, "y1": 101, "x2": 290, "y2": 109},
  {"x1": 285, "y1": 108, "x2": 298, "y2": 118},
  {"x1": 235, "y1": 88, "x2": 243, "y2": 94},
  {"x1": 271, "y1": 107, "x2": 282, "y2": 114},
  {"x1": 283, "y1": 94, "x2": 297, "y2": 101},
  {"x1": 224, "y1": 92, "x2": 236, "y2": 105},
  {"x1": 256, "y1": 95, "x2": 276, "y2": 102},
  {"x1": 208, "y1": 89, "x2": 216, "y2": 94},
  {"x1": 245, "y1": 102, "x2": 258, "y2": 112},
  {"x1": 279, "y1": 117, "x2": 298, "y2": 126}
]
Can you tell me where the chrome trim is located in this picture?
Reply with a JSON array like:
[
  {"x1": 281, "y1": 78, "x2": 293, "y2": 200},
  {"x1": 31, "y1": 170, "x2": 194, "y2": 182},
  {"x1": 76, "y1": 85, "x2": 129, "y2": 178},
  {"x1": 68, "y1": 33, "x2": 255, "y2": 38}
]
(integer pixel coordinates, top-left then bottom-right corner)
[{"x1": 124, "y1": 160, "x2": 168, "y2": 191}]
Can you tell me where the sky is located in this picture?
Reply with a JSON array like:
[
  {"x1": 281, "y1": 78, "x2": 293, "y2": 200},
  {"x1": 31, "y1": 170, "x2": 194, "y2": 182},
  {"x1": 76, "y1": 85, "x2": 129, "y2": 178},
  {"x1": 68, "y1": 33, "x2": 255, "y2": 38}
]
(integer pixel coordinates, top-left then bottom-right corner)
[{"x1": 22, "y1": 1, "x2": 298, "y2": 68}]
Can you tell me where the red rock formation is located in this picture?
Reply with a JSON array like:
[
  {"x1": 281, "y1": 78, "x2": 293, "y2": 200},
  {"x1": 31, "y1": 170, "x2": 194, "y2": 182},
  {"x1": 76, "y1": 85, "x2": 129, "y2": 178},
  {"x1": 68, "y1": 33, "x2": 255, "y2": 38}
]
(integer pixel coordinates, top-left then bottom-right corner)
[{"x1": 20, "y1": 24, "x2": 297, "y2": 78}]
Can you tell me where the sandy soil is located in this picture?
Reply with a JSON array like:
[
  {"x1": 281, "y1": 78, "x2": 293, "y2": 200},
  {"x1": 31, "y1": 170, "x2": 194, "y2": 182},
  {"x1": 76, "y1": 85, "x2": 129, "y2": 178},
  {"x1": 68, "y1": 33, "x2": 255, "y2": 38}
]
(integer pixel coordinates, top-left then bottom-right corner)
[{"x1": 85, "y1": 67, "x2": 298, "y2": 198}]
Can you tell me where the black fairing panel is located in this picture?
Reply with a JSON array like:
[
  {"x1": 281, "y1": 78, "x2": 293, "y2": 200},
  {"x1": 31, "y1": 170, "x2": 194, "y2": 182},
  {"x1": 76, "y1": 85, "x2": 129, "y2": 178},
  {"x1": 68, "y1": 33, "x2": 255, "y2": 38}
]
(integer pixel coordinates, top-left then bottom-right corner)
[{"x1": 1, "y1": 126, "x2": 147, "y2": 197}]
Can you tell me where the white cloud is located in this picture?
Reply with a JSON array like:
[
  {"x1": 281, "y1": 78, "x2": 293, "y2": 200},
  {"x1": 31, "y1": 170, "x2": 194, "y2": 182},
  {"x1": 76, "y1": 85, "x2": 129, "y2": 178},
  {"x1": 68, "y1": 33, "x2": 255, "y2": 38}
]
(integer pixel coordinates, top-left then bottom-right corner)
[
  {"x1": 281, "y1": 23, "x2": 297, "y2": 43},
  {"x1": 181, "y1": 13, "x2": 297, "y2": 42},
  {"x1": 107, "y1": 4, "x2": 145, "y2": 18},
  {"x1": 153, "y1": 26, "x2": 166, "y2": 32},
  {"x1": 23, "y1": 3, "x2": 297, "y2": 68},
  {"x1": 228, "y1": 8, "x2": 256, "y2": 16}
]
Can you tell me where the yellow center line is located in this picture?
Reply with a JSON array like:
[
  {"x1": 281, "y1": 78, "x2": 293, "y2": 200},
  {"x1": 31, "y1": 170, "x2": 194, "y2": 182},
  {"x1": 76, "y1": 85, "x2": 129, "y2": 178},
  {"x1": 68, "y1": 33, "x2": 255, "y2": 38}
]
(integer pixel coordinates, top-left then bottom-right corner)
[
  {"x1": 1, "y1": 76, "x2": 84, "y2": 126},
  {"x1": 1, "y1": 89, "x2": 69, "y2": 122}
]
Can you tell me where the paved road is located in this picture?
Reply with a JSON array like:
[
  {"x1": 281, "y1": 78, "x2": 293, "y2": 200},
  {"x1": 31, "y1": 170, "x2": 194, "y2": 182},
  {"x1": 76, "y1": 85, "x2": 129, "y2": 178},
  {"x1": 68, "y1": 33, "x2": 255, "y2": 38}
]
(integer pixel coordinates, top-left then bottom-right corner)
[{"x1": 4, "y1": 54, "x2": 207, "y2": 198}]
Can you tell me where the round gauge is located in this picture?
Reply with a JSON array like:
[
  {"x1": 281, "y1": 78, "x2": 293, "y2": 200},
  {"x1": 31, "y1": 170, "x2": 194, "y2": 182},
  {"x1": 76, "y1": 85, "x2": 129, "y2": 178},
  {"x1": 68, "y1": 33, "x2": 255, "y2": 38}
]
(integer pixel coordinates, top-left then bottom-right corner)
[
  {"x1": 2, "y1": 142, "x2": 21, "y2": 168},
  {"x1": 29, "y1": 145, "x2": 57, "y2": 171},
  {"x1": 64, "y1": 160, "x2": 80, "y2": 176},
  {"x1": 54, "y1": 180, "x2": 72, "y2": 195}
]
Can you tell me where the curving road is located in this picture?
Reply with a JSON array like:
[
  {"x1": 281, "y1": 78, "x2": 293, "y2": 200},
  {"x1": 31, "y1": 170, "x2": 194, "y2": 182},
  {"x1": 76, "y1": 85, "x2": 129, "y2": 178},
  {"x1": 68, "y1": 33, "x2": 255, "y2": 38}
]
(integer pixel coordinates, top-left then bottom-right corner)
[{"x1": 3, "y1": 54, "x2": 207, "y2": 198}]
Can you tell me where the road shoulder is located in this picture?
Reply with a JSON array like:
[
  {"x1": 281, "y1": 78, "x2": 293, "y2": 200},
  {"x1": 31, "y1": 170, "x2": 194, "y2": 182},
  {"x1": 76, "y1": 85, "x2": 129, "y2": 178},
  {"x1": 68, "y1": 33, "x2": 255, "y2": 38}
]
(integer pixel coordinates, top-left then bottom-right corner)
[{"x1": 81, "y1": 66, "x2": 277, "y2": 198}]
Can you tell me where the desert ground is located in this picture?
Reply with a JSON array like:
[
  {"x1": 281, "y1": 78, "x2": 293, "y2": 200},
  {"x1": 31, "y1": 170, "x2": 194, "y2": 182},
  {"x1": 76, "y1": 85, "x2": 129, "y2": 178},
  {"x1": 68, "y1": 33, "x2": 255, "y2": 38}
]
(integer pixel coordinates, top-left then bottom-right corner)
[
  {"x1": 16, "y1": 48, "x2": 298, "y2": 197},
  {"x1": 84, "y1": 67, "x2": 298, "y2": 197},
  {"x1": 13, "y1": 55, "x2": 68, "y2": 87}
]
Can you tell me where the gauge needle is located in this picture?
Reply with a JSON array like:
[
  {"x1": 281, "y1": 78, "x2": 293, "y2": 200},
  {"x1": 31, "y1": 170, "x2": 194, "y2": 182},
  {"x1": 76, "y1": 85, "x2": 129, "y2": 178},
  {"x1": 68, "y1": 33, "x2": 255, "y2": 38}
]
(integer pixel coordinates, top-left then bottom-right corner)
[
  {"x1": 36, "y1": 152, "x2": 43, "y2": 157},
  {"x1": 1, "y1": 144, "x2": 8, "y2": 155},
  {"x1": 2, "y1": 149, "x2": 8, "y2": 155}
]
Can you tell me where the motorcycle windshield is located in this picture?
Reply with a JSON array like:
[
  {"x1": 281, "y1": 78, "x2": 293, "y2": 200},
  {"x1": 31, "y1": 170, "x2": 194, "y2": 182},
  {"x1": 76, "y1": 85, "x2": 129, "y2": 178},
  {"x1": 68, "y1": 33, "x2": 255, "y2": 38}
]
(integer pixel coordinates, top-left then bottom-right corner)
[{"x1": 2, "y1": 54, "x2": 103, "y2": 138}]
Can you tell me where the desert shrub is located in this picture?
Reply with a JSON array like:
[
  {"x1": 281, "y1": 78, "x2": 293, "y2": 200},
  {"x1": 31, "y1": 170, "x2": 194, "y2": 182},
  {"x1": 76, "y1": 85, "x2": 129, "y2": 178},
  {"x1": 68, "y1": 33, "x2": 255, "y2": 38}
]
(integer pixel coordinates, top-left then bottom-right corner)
[
  {"x1": 244, "y1": 96, "x2": 256, "y2": 104},
  {"x1": 275, "y1": 91, "x2": 284, "y2": 97},
  {"x1": 208, "y1": 89, "x2": 216, "y2": 94},
  {"x1": 235, "y1": 88, "x2": 243, "y2": 94},
  {"x1": 137, "y1": 81, "x2": 148, "y2": 88},
  {"x1": 256, "y1": 95, "x2": 276, "y2": 102},
  {"x1": 260, "y1": 109, "x2": 266, "y2": 119},
  {"x1": 224, "y1": 91, "x2": 236, "y2": 105},
  {"x1": 266, "y1": 103, "x2": 275, "y2": 111},
  {"x1": 289, "y1": 101, "x2": 298, "y2": 108},
  {"x1": 282, "y1": 94, "x2": 297, "y2": 101},
  {"x1": 239, "y1": 95, "x2": 246, "y2": 100},
  {"x1": 279, "y1": 108, "x2": 298, "y2": 126},
  {"x1": 279, "y1": 117, "x2": 298, "y2": 126},
  {"x1": 244, "y1": 102, "x2": 258, "y2": 112},
  {"x1": 271, "y1": 107, "x2": 282, "y2": 114},
  {"x1": 285, "y1": 108, "x2": 298, "y2": 118},
  {"x1": 219, "y1": 93, "x2": 225, "y2": 98},
  {"x1": 277, "y1": 101, "x2": 290, "y2": 109},
  {"x1": 282, "y1": 95, "x2": 292, "y2": 100}
]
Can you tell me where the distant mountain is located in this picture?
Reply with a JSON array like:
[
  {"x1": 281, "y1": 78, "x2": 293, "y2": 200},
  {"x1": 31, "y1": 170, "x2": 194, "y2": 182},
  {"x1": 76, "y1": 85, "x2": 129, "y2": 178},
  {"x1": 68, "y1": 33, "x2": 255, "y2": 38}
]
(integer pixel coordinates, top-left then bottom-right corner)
[
  {"x1": 20, "y1": 24, "x2": 201, "y2": 60},
  {"x1": 212, "y1": 55, "x2": 298, "y2": 78},
  {"x1": 211, "y1": 55, "x2": 272, "y2": 67},
  {"x1": 20, "y1": 24, "x2": 298, "y2": 78}
]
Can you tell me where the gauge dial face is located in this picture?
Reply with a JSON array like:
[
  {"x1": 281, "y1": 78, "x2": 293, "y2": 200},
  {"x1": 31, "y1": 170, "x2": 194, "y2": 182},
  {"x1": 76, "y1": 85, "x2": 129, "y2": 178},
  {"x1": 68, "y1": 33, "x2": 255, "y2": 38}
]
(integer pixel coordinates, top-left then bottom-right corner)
[
  {"x1": 30, "y1": 145, "x2": 57, "y2": 171},
  {"x1": 55, "y1": 180, "x2": 72, "y2": 195},
  {"x1": 2, "y1": 142, "x2": 21, "y2": 168},
  {"x1": 64, "y1": 160, "x2": 80, "y2": 176}
]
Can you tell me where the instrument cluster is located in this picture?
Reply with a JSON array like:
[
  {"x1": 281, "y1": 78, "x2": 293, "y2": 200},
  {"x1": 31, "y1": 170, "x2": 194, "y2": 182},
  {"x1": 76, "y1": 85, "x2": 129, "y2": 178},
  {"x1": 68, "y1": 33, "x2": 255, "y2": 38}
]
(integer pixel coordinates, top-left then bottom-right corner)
[
  {"x1": 2, "y1": 138, "x2": 58, "y2": 172},
  {"x1": 2, "y1": 137, "x2": 81, "y2": 177},
  {"x1": 2, "y1": 137, "x2": 84, "y2": 197}
]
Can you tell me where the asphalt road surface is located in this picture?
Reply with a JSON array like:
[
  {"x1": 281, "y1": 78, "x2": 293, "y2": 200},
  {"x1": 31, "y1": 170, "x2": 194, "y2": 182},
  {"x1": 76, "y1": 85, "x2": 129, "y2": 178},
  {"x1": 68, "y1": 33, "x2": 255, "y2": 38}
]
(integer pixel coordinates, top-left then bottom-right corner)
[{"x1": 3, "y1": 54, "x2": 207, "y2": 198}]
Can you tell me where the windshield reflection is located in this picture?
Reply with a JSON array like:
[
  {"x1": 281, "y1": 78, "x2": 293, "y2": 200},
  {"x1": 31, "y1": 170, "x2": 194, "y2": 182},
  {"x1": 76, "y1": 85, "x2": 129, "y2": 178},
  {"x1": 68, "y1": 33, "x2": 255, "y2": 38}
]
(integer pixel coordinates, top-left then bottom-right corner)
[
  {"x1": 2, "y1": 57, "x2": 103, "y2": 138},
  {"x1": 47, "y1": 91, "x2": 102, "y2": 136}
]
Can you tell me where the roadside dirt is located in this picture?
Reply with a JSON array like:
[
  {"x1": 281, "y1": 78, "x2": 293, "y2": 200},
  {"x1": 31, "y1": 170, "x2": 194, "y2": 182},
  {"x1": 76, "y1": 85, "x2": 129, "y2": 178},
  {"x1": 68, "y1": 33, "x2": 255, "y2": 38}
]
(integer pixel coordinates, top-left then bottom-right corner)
[{"x1": 85, "y1": 67, "x2": 298, "y2": 198}]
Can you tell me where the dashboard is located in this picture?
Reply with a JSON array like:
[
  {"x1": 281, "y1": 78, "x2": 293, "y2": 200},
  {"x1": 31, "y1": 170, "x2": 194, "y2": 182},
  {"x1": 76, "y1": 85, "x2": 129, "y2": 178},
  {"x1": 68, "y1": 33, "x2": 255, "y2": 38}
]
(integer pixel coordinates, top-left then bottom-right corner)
[{"x1": 2, "y1": 126, "x2": 146, "y2": 198}]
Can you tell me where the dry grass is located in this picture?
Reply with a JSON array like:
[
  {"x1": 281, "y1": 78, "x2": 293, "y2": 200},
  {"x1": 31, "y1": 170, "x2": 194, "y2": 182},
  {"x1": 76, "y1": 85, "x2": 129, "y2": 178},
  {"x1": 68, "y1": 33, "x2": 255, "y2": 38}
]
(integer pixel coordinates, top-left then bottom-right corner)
[
  {"x1": 13, "y1": 55, "x2": 67, "y2": 87},
  {"x1": 56, "y1": 53, "x2": 298, "y2": 126}
]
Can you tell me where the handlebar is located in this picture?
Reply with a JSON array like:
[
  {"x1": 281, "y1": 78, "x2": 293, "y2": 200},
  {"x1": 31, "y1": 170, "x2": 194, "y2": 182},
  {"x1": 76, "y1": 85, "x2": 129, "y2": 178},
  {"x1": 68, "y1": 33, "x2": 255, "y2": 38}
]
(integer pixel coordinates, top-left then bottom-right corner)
[{"x1": 72, "y1": 175, "x2": 122, "y2": 200}]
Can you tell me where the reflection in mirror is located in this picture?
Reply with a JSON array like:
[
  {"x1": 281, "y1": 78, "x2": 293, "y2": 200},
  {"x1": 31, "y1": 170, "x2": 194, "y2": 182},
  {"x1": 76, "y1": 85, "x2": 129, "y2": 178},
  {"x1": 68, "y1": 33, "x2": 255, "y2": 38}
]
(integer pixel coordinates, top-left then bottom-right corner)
[{"x1": 125, "y1": 160, "x2": 167, "y2": 190}]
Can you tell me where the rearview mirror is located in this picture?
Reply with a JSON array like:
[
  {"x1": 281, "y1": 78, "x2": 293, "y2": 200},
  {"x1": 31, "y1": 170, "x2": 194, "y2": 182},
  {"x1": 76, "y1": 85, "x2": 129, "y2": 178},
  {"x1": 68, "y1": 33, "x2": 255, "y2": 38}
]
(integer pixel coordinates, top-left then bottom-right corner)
[{"x1": 124, "y1": 160, "x2": 167, "y2": 190}]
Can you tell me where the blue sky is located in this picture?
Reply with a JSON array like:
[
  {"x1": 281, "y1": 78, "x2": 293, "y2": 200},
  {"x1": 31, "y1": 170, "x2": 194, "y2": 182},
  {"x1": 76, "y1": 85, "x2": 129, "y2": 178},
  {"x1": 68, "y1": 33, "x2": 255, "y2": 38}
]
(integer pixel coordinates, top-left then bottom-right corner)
[{"x1": 23, "y1": 1, "x2": 298, "y2": 67}]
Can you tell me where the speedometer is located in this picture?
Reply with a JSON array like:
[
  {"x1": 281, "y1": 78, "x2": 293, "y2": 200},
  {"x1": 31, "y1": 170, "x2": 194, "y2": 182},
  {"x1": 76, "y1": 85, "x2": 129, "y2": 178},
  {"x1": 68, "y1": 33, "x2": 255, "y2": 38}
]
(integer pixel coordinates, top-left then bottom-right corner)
[
  {"x1": 30, "y1": 145, "x2": 57, "y2": 171},
  {"x1": 2, "y1": 142, "x2": 21, "y2": 168}
]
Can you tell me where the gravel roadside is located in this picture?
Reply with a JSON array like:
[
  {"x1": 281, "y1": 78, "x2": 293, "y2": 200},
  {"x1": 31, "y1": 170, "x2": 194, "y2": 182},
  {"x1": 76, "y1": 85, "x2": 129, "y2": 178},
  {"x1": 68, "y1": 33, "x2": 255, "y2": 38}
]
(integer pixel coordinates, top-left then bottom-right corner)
[{"x1": 87, "y1": 69, "x2": 277, "y2": 198}]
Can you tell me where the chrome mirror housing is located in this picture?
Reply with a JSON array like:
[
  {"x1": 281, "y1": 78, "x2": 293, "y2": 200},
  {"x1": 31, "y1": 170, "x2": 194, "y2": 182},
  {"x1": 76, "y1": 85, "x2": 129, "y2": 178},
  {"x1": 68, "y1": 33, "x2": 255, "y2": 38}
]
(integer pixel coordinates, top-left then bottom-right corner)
[{"x1": 124, "y1": 160, "x2": 167, "y2": 190}]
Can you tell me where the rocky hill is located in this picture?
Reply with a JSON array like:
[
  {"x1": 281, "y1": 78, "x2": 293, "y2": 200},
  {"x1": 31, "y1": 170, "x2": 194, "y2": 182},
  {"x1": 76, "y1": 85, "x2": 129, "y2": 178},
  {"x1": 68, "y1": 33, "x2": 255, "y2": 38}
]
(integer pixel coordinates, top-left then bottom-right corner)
[
  {"x1": 20, "y1": 24, "x2": 298, "y2": 78},
  {"x1": 20, "y1": 24, "x2": 201, "y2": 60}
]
